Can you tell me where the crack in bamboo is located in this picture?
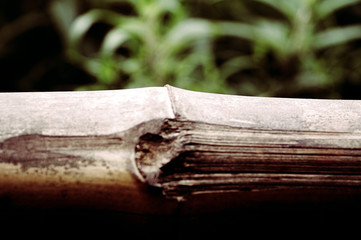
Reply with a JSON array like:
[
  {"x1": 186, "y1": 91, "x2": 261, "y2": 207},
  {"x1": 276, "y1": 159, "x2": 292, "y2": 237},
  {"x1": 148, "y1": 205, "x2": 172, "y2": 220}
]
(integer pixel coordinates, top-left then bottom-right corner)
[{"x1": 135, "y1": 118, "x2": 361, "y2": 201}]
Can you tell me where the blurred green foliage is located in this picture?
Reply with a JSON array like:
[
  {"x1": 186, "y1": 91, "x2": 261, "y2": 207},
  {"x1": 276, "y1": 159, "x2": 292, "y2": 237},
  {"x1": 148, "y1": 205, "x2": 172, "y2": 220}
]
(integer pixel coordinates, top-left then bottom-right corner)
[
  {"x1": 1, "y1": 0, "x2": 361, "y2": 98},
  {"x1": 52, "y1": 0, "x2": 228, "y2": 92},
  {"x1": 212, "y1": 0, "x2": 361, "y2": 97}
]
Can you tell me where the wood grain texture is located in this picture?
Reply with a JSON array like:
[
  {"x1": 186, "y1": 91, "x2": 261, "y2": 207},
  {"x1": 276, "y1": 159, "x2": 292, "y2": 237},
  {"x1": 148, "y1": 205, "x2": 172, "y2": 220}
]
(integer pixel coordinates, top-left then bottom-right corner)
[
  {"x1": 1, "y1": 86, "x2": 361, "y2": 217},
  {"x1": 135, "y1": 119, "x2": 361, "y2": 201}
]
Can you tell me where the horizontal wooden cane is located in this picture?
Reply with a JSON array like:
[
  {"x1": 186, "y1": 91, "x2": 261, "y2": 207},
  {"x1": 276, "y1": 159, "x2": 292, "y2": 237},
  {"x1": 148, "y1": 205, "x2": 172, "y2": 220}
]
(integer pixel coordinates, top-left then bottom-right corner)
[{"x1": 1, "y1": 85, "x2": 361, "y2": 236}]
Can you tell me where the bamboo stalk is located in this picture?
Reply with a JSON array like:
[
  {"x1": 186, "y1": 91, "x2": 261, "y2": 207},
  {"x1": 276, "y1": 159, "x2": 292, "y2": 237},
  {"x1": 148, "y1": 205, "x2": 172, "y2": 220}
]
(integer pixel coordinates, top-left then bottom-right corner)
[{"x1": 1, "y1": 85, "x2": 361, "y2": 218}]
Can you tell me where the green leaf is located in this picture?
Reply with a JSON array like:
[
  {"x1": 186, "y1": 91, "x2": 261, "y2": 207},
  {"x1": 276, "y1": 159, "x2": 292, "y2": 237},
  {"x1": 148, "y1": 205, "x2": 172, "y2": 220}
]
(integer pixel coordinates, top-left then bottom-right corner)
[
  {"x1": 316, "y1": 0, "x2": 360, "y2": 20},
  {"x1": 50, "y1": 0, "x2": 78, "y2": 36},
  {"x1": 100, "y1": 28, "x2": 130, "y2": 55},
  {"x1": 98, "y1": 58, "x2": 117, "y2": 84},
  {"x1": 154, "y1": 0, "x2": 181, "y2": 12},
  {"x1": 252, "y1": 20, "x2": 291, "y2": 58},
  {"x1": 118, "y1": 18, "x2": 146, "y2": 40},
  {"x1": 254, "y1": 0, "x2": 299, "y2": 22},
  {"x1": 220, "y1": 55, "x2": 255, "y2": 80},
  {"x1": 165, "y1": 18, "x2": 216, "y2": 53},
  {"x1": 119, "y1": 59, "x2": 140, "y2": 74},
  {"x1": 68, "y1": 9, "x2": 122, "y2": 47},
  {"x1": 216, "y1": 21, "x2": 254, "y2": 40},
  {"x1": 313, "y1": 25, "x2": 361, "y2": 49},
  {"x1": 82, "y1": 58, "x2": 101, "y2": 77}
]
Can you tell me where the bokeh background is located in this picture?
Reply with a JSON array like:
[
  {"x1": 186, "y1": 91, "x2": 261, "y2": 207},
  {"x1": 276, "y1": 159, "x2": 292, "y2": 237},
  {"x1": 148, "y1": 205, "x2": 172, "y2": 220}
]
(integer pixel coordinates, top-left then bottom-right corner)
[{"x1": 1, "y1": 0, "x2": 361, "y2": 99}]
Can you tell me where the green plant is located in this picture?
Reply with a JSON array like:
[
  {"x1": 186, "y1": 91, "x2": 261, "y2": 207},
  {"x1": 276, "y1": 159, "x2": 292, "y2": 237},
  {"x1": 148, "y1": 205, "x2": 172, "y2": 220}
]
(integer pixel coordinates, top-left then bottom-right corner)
[
  {"x1": 51, "y1": 0, "x2": 231, "y2": 93},
  {"x1": 215, "y1": 0, "x2": 361, "y2": 97},
  {"x1": 51, "y1": 0, "x2": 361, "y2": 97}
]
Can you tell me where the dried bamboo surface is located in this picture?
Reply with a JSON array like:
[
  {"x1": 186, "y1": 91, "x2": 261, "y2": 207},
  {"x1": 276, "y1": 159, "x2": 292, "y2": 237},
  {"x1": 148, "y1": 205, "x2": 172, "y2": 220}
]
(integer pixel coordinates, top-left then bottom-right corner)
[{"x1": 1, "y1": 86, "x2": 361, "y2": 237}]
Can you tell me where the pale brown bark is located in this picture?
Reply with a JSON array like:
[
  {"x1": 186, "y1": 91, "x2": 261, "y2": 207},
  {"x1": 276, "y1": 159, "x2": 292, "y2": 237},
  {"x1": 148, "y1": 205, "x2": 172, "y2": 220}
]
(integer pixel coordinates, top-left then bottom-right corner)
[{"x1": 1, "y1": 86, "x2": 361, "y2": 217}]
